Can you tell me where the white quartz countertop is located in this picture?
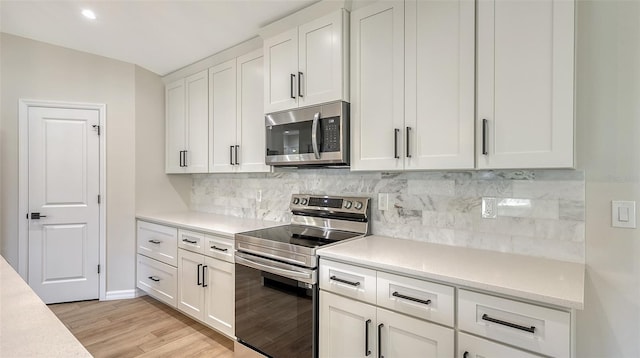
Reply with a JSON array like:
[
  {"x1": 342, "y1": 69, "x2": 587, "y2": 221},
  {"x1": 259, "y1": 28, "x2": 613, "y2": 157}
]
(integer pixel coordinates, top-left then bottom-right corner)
[
  {"x1": 317, "y1": 235, "x2": 585, "y2": 309},
  {"x1": 0, "y1": 256, "x2": 92, "y2": 357},
  {"x1": 136, "y1": 211, "x2": 282, "y2": 238}
]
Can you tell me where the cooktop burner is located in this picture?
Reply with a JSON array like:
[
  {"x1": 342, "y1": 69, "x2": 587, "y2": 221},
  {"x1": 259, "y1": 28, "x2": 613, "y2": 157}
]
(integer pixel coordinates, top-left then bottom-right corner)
[{"x1": 238, "y1": 225, "x2": 362, "y2": 249}]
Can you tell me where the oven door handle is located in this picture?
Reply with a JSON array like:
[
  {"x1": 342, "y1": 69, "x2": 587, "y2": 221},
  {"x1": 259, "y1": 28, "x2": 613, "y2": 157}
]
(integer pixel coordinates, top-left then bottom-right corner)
[
  {"x1": 235, "y1": 254, "x2": 313, "y2": 281},
  {"x1": 311, "y1": 112, "x2": 321, "y2": 159}
]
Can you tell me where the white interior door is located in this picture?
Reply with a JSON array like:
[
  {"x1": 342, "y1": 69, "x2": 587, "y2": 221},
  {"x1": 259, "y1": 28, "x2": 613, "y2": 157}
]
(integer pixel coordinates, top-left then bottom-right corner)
[{"x1": 27, "y1": 106, "x2": 100, "y2": 304}]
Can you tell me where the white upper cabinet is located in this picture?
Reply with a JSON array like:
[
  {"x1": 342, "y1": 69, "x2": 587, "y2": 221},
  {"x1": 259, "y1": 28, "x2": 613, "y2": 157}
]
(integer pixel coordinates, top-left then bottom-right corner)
[
  {"x1": 350, "y1": 1, "x2": 405, "y2": 171},
  {"x1": 263, "y1": 28, "x2": 298, "y2": 113},
  {"x1": 405, "y1": 0, "x2": 475, "y2": 170},
  {"x1": 352, "y1": 0, "x2": 474, "y2": 171},
  {"x1": 209, "y1": 49, "x2": 270, "y2": 173},
  {"x1": 209, "y1": 59, "x2": 237, "y2": 173},
  {"x1": 165, "y1": 70, "x2": 209, "y2": 173},
  {"x1": 264, "y1": 9, "x2": 348, "y2": 113},
  {"x1": 236, "y1": 50, "x2": 270, "y2": 173},
  {"x1": 476, "y1": 0, "x2": 575, "y2": 169},
  {"x1": 165, "y1": 79, "x2": 186, "y2": 173}
]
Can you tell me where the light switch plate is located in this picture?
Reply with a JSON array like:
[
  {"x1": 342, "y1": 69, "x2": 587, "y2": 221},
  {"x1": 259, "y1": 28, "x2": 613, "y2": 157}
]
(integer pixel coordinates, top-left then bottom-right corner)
[
  {"x1": 612, "y1": 201, "x2": 636, "y2": 228},
  {"x1": 482, "y1": 197, "x2": 497, "y2": 219},
  {"x1": 378, "y1": 193, "x2": 389, "y2": 211}
]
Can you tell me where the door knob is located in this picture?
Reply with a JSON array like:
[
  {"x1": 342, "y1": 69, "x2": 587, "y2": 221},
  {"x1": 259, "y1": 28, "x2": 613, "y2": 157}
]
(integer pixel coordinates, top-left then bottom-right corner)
[{"x1": 29, "y1": 212, "x2": 47, "y2": 220}]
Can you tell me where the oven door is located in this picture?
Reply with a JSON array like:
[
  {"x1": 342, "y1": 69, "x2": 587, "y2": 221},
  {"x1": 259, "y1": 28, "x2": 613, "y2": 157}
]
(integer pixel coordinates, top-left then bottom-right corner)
[{"x1": 235, "y1": 252, "x2": 318, "y2": 358}]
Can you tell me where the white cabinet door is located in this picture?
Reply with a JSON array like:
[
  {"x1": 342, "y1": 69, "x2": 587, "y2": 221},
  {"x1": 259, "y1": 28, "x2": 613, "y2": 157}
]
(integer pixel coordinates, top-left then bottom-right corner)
[
  {"x1": 185, "y1": 70, "x2": 209, "y2": 173},
  {"x1": 177, "y1": 249, "x2": 205, "y2": 321},
  {"x1": 236, "y1": 50, "x2": 270, "y2": 173},
  {"x1": 319, "y1": 291, "x2": 377, "y2": 358},
  {"x1": 350, "y1": 1, "x2": 405, "y2": 171},
  {"x1": 458, "y1": 332, "x2": 542, "y2": 358},
  {"x1": 203, "y1": 256, "x2": 235, "y2": 337},
  {"x1": 476, "y1": 0, "x2": 574, "y2": 169},
  {"x1": 298, "y1": 10, "x2": 347, "y2": 107},
  {"x1": 377, "y1": 308, "x2": 454, "y2": 358},
  {"x1": 165, "y1": 79, "x2": 186, "y2": 173},
  {"x1": 209, "y1": 59, "x2": 238, "y2": 173},
  {"x1": 264, "y1": 28, "x2": 298, "y2": 113},
  {"x1": 405, "y1": 0, "x2": 475, "y2": 170},
  {"x1": 137, "y1": 254, "x2": 178, "y2": 307}
]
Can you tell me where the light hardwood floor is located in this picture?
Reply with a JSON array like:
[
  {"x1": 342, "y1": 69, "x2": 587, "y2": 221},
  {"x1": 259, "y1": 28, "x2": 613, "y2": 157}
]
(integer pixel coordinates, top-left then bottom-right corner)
[{"x1": 49, "y1": 296, "x2": 234, "y2": 358}]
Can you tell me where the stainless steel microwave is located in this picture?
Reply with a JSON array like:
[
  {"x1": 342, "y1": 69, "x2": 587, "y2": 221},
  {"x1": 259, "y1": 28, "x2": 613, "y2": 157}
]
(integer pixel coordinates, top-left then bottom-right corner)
[{"x1": 265, "y1": 101, "x2": 349, "y2": 166}]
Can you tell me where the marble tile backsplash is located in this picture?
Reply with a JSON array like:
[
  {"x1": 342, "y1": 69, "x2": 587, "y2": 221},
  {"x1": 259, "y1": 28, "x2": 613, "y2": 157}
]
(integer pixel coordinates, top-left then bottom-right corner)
[{"x1": 192, "y1": 169, "x2": 585, "y2": 263}]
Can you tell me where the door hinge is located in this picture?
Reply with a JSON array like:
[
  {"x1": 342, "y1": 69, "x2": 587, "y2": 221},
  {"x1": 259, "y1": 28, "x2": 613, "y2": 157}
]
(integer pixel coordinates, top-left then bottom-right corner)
[
  {"x1": 97, "y1": 194, "x2": 101, "y2": 204},
  {"x1": 98, "y1": 264, "x2": 101, "y2": 274},
  {"x1": 92, "y1": 125, "x2": 101, "y2": 135}
]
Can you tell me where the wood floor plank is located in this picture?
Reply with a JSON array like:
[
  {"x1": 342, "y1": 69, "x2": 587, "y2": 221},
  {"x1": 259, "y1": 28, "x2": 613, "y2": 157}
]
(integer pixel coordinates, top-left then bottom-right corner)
[{"x1": 49, "y1": 296, "x2": 234, "y2": 358}]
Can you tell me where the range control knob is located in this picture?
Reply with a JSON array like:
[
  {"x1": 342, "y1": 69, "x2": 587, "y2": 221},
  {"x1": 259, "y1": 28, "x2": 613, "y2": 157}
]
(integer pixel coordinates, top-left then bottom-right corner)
[
  {"x1": 301, "y1": 198, "x2": 308, "y2": 205},
  {"x1": 292, "y1": 197, "x2": 300, "y2": 205},
  {"x1": 354, "y1": 201, "x2": 364, "y2": 210},
  {"x1": 344, "y1": 201, "x2": 353, "y2": 209}
]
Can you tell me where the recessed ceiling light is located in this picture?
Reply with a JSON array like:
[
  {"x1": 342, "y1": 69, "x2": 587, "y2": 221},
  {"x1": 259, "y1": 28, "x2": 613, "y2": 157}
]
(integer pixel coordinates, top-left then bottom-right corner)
[{"x1": 82, "y1": 9, "x2": 96, "y2": 20}]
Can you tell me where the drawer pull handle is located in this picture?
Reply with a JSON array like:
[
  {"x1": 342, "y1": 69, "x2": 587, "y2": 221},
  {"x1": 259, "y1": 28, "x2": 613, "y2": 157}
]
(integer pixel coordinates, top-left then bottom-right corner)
[
  {"x1": 481, "y1": 313, "x2": 536, "y2": 333},
  {"x1": 211, "y1": 245, "x2": 228, "y2": 252},
  {"x1": 148, "y1": 276, "x2": 160, "y2": 282},
  {"x1": 202, "y1": 265, "x2": 208, "y2": 288},
  {"x1": 392, "y1": 291, "x2": 431, "y2": 305},
  {"x1": 330, "y1": 275, "x2": 361, "y2": 287},
  {"x1": 182, "y1": 238, "x2": 198, "y2": 244},
  {"x1": 378, "y1": 323, "x2": 384, "y2": 358},
  {"x1": 148, "y1": 239, "x2": 161, "y2": 244},
  {"x1": 364, "y1": 319, "x2": 371, "y2": 356},
  {"x1": 197, "y1": 264, "x2": 203, "y2": 286}
]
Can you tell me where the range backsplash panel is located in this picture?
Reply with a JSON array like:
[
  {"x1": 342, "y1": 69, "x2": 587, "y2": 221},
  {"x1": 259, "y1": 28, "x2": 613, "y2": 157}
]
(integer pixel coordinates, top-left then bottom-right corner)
[{"x1": 192, "y1": 169, "x2": 585, "y2": 263}]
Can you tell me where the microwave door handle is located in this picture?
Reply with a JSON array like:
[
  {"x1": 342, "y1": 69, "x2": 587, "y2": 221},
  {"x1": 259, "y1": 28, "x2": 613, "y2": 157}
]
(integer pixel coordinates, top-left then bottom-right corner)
[{"x1": 311, "y1": 112, "x2": 321, "y2": 159}]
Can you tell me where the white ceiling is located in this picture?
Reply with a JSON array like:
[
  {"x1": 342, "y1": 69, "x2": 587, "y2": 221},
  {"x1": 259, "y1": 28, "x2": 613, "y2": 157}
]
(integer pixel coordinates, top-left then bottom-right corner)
[{"x1": 0, "y1": 0, "x2": 317, "y2": 76}]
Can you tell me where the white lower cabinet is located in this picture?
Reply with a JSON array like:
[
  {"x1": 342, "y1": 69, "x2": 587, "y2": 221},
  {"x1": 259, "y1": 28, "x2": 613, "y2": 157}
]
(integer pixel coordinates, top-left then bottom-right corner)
[
  {"x1": 458, "y1": 289, "x2": 570, "y2": 357},
  {"x1": 320, "y1": 291, "x2": 454, "y2": 358},
  {"x1": 177, "y1": 249, "x2": 205, "y2": 319},
  {"x1": 137, "y1": 218, "x2": 235, "y2": 339},
  {"x1": 319, "y1": 259, "x2": 455, "y2": 358},
  {"x1": 203, "y1": 257, "x2": 234, "y2": 335},
  {"x1": 458, "y1": 332, "x2": 542, "y2": 358},
  {"x1": 319, "y1": 258, "x2": 574, "y2": 357},
  {"x1": 136, "y1": 254, "x2": 177, "y2": 307},
  {"x1": 320, "y1": 290, "x2": 377, "y2": 358},
  {"x1": 177, "y1": 245, "x2": 235, "y2": 337},
  {"x1": 136, "y1": 221, "x2": 178, "y2": 306}
]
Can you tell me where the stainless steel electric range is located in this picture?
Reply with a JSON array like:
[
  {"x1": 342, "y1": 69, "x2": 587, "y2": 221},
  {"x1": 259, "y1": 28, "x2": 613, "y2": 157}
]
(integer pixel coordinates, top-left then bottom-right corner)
[{"x1": 234, "y1": 194, "x2": 371, "y2": 358}]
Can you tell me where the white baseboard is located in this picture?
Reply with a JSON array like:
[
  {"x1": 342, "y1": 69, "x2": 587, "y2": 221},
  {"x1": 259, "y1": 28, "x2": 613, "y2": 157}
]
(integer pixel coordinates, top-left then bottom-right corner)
[{"x1": 104, "y1": 289, "x2": 143, "y2": 301}]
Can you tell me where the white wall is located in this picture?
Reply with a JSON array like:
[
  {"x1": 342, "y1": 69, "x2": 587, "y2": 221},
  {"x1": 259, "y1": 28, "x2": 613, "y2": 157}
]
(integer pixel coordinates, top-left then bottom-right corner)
[
  {"x1": 0, "y1": 33, "x2": 190, "y2": 293},
  {"x1": 134, "y1": 66, "x2": 191, "y2": 213},
  {"x1": 0, "y1": 33, "x2": 136, "y2": 291},
  {"x1": 575, "y1": 1, "x2": 640, "y2": 357}
]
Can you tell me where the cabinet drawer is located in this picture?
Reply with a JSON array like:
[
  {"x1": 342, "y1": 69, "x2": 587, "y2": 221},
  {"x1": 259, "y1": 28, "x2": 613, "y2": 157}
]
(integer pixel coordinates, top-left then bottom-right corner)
[
  {"x1": 377, "y1": 271, "x2": 454, "y2": 327},
  {"x1": 137, "y1": 221, "x2": 178, "y2": 266},
  {"x1": 178, "y1": 229, "x2": 206, "y2": 254},
  {"x1": 458, "y1": 332, "x2": 542, "y2": 358},
  {"x1": 458, "y1": 290, "x2": 570, "y2": 358},
  {"x1": 320, "y1": 259, "x2": 376, "y2": 304},
  {"x1": 137, "y1": 254, "x2": 177, "y2": 307},
  {"x1": 204, "y1": 235, "x2": 234, "y2": 263}
]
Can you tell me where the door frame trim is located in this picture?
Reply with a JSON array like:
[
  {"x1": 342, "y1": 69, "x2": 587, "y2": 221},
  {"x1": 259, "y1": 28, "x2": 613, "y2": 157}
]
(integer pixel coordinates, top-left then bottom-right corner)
[{"x1": 18, "y1": 99, "x2": 107, "y2": 301}]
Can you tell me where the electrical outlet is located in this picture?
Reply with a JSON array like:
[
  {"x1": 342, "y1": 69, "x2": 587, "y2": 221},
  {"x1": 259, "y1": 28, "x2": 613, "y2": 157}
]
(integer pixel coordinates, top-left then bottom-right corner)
[
  {"x1": 482, "y1": 197, "x2": 497, "y2": 219},
  {"x1": 378, "y1": 193, "x2": 389, "y2": 211}
]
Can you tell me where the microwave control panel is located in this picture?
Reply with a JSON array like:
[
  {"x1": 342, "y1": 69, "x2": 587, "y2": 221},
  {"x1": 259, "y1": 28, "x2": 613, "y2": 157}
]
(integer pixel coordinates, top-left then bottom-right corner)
[{"x1": 322, "y1": 118, "x2": 340, "y2": 152}]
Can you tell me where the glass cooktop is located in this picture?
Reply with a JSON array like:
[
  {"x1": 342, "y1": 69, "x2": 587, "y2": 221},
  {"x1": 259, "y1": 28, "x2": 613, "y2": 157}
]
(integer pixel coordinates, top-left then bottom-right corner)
[{"x1": 237, "y1": 225, "x2": 361, "y2": 249}]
